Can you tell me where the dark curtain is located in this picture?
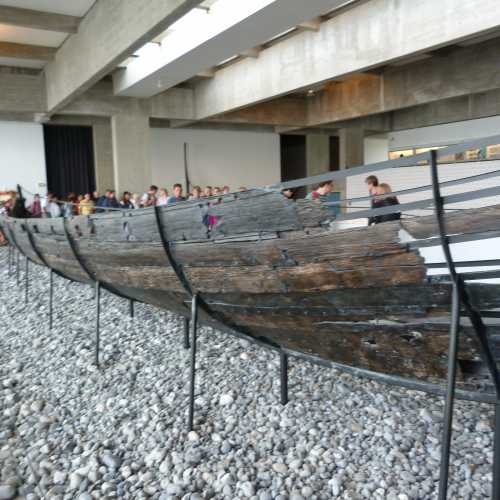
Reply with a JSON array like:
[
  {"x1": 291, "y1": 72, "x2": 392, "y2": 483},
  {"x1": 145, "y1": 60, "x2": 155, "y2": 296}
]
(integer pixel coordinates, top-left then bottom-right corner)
[
  {"x1": 43, "y1": 125, "x2": 96, "y2": 198},
  {"x1": 280, "y1": 134, "x2": 307, "y2": 199}
]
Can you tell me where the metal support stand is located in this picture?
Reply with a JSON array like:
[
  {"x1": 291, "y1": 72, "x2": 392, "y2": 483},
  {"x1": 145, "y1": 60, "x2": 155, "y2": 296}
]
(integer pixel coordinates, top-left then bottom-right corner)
[
  {"x1": 438, "y1": 283, "x2": 460, "y2": 500},
  {"x1": 494, "y1": 403, "x2": 500, "y2": 500},
  {"x1": 430, "y1": 148, "x2": 500, "y2": 499},
  {"x1": 280, "y1": 351, "x2": 289, "y2": 405},
  {"x1": 95, "y1": 281, "x2": 101, "y2": 368},
  {"x1": 49, "y1": 269, "x2": 53, "y2": 331},
  {"x1": 129, "y1": 299, "x2": 134, "y2": 319},
  {"x1": 187, "y1": 294, "x2": 199, "y2": 432},
  {"x1": 183, "y1": 317, "x2": 190, "y2": 349},
  {"x1": 16, "y1": 250, "x2": 20, "y2": 285},
  {"x1": 8, "y1": 244, "x2": 12, "y2": 275},
  {"x1": 24, "y1": 256, "x2": 29, "y2": 305}
]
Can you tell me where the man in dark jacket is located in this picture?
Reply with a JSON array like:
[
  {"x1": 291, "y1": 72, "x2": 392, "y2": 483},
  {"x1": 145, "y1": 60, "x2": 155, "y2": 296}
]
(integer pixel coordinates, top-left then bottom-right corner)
[{"x1": 103, "y1": 190, "x2": 120, "y2": 210}]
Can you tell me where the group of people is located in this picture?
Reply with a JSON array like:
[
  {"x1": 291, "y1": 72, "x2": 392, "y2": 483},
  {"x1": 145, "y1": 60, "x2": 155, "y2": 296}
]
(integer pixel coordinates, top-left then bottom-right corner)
[
  {"x1": 1, "y1": 184, "x2": 242, "y2": 219},
  {"x1": 1, "y1": 177, "x2": 400, "y2": 225},
  {"x1": 282, "y1": 175, "x2": 400, "y2": 225}
]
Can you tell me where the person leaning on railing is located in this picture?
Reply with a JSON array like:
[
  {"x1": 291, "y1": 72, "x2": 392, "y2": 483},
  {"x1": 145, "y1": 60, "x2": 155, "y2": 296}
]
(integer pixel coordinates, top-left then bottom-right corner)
[
  {"x1": 306, "y1": 180, "x2": 334, "y2": 201},
  {"x1": 120, "y1": 191, "x2": 134, "y2": 209},
  {"x1": 79, "y1": 193, "x2": 95, "y2": 216},
  {"x1": 44, "y1": 193, "x2": 62, "y2": 218},
  {"x1": 370, "y1": 183, "x2": 401, "y2": 225},
  {"x1": 28, "y1": 194, "x2": 42, "y2": 218}
]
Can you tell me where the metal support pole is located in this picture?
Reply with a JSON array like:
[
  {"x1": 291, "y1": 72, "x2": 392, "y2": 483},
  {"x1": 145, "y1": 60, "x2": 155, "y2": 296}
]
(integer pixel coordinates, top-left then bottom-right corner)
[
  {"x1": 24, "y1": 257, "x2": 29, "y2": 305},
  {"x1": 16, "y1": 251, "x2": 20, "y2": 285},
  {"x1": 95, "y1": 281, "x2": 101, "y2": 368},
  {"x1": 187, "y1": 294, "x2": 199, "y2": 432},
  {"x1": 8, "y1": 244, "x2": 12, "y2": 275},
  {"x1": 49, "y1": 269, "x2": 54, "y2": 331},
  {"x1": 438, "y1": 283, "x2": 460, "y2": 500},
  {"x1": 129, "y1": 299, "x2": 134, "y2": 319},
  {"x1": 280, "y1": 351, "x2": 289, "y2": 406},
  {"x1": 493, "y1": 402, "x2": 500, "y2": 500},
  {"x1": 183, "y1": 317, "x2": 190, "y2": 350}
]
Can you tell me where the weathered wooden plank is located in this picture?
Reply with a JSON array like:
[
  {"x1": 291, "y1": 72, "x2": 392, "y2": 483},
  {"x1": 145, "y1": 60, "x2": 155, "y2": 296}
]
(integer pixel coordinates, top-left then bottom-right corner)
[
  {"x1": 103, "y1": 284, "x2": 190, "y2": 316},
  {"x1": 184, "y1": 261, "x2": 426, "y2": 294},
  {"x1": 208, "y1": 192, "x2": 302, "y2": 238},
  {"x1": 74, "y1": 240, "x2": 168, "y2": 267},
  {"x1": 61, "y1": 230, "x2": 409, "y2": 269},
  {"x1": 80, "y1": 263, "x2": 184, "y2": 293},
  {"x1": 401, "y1": 203, "x2": 500, "y2": 240},
  {"x1": 29, "y1": 232, "x2": 91, "y2": 284},
  {"x1": 29, "y1": 217, "x2": 66, "y2": 236},
  {"x1": 295, "y1": 199, "x2": 333, "y2": 227},
  {"x1": 8, "y1": 221, "x2": 44, "y2": 266},
  {"x1": 203, "y1": 283, "x2": 500, "y2": 320},
  {"x1": 158, "y1": 203, "x2": 209, "y2": 242},
  {"x1": 231, "y1": 320, "x2": 483, "y2": 382},
  {"x1": 88, "y1": 211, "x2": 160, "y2": 242},
  {"x1": 174, "y1": 240, "x2": 414, "y2": 268}
]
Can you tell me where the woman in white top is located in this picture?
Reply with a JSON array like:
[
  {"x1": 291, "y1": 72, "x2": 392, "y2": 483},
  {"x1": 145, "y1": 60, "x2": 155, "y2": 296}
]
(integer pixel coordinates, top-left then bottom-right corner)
[{"x1": 156, "y1": 188, "x2": 169, "y2": 206}]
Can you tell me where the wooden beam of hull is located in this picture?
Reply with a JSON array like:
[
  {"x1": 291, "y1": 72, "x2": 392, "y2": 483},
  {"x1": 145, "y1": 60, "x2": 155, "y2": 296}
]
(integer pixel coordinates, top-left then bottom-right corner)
[{"x1": 401, "y1": 203, "x2": 500, "y2": 240}]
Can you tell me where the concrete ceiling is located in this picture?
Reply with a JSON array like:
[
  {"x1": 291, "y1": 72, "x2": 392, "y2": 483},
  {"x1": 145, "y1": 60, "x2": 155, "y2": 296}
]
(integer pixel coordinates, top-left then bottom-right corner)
[
  {"x1": 0, "y1": 0, "x2": 95, "y2": 17},
  {"x1": 114, "y1": 0, "x2": 350, "y2": 98},
  {"x1": 0, "y1": 23, "x2": 66, "y2": 46},
  {"x1": 0, "y1": 55, "x2": 45, "y2": 68},
  {"x1": 0, "y1": 0, "x2": 95, "y2": 68}
]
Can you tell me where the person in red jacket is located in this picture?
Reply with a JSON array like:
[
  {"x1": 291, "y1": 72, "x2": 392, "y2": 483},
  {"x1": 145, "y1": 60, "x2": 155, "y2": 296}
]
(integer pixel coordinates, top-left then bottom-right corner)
[{"x1": 307, "y1": 180, "x2": 333, "y2": 200}]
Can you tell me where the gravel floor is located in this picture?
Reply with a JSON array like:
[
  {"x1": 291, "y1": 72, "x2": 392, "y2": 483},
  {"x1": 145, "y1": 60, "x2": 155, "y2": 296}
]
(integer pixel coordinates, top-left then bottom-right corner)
[{"x1": 0, "y1": 246, "x2": 495, "y2": 500}]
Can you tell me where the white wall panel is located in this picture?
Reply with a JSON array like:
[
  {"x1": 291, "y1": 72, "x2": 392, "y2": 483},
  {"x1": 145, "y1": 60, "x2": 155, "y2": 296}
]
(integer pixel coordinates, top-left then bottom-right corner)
[
  {"x1": 0, "y1": 121, "x2": 46, "y2": 202},
  {"x1": 151, "y1": 128, "x2": 280, "y2": 193}
]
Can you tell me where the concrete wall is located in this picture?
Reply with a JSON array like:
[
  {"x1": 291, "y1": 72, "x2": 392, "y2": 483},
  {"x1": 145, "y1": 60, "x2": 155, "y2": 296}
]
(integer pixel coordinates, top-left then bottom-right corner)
[
  {"x1": 364, "y1": 134, "x2": 389, "y2": 164},
  {"x1": 150, "y1": 127, "x2": 280, "y2": 192},
  {"x1": 348, "y1": 117, "x2": 500, "y2": 209},
  {"x1": 389, "y1": 115, "x2": 500, "y2": 150},
  {"x1": 112, "y1": 114, "x2": 151, "y2": 194},
  {"x1": 0, "y1": 121, "x2": 46, "y2": 201}
]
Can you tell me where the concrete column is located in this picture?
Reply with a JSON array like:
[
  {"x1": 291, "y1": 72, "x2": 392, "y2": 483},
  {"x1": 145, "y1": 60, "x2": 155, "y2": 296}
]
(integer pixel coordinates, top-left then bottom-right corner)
[
  {"x1": 337, "y1": 127, "x2": 364, "y2": 201},
  {"x1": 339, "y1": 128, "x2": 364, "y2": 169},
  {"x1": 111, "y1": 113, "x2": 151, "y2": 195},
  {"x1": 306, "y1": 134, "x2": 329, "y2": 177},
  {"x1": 93, "y1": 119, "x2": 115, "y2": 193}
]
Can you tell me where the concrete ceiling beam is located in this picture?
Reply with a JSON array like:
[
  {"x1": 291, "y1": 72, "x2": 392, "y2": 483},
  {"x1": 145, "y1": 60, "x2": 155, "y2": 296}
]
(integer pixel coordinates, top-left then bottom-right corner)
[
  {"x1": 193, "y1": 0, "x2": 500, "y2": 120},
  {"x1": 196, "y1": 68, "x2": 215, "y2": 78},
  {"x1": 0, "y1": 41, "x2": 56, "y2": 61},
  {"x1": 59, "y1": 81, "x2": 195, "y2": 121},
  {"x1": 0, "y1": 5, "x2": 80, "y2": 33},
  {"x1": 114, "y1": 0, "x2": 348, "y2": 97},
  {"x1": 297, "y1": 18, "x2": 321, "y2": 32},
  {"x1": 239, "y1": 47, "x2": 261, "y2": 59},
  {"x1": 214, "y1": 97, "x2": 307, "y2": 127},
  {"x1": 44, "y1": 0, "x2": 203, "y2": 113},
  {"x1": 307, "y1": 37, "x2": 500, "y2": 127}
]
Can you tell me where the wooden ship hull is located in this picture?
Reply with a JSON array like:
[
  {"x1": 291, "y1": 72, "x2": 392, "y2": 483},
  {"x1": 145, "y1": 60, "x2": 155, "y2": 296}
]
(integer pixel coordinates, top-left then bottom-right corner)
[{"x1": 2, "y1": 190, "x2": 500, "y2": 398}]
